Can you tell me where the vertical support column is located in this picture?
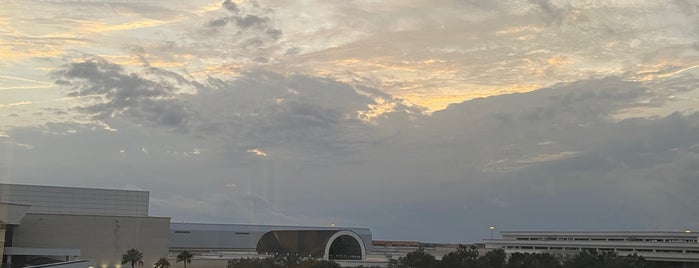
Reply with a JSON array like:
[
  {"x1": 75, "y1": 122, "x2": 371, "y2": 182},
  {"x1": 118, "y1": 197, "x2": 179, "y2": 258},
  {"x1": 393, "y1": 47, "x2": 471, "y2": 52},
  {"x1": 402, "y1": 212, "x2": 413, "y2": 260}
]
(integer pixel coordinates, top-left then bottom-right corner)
[{"x1": 0, "y1": 224, "x2": 6, "y2": 266}]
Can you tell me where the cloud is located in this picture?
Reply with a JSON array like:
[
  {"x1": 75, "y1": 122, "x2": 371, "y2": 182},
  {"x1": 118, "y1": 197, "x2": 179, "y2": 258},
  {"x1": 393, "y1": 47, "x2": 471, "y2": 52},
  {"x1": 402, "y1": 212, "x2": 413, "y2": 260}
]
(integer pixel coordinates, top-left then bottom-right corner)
[
  {"x1": 247, "y1": 148, "x2": 267, "y2": 157},
  {"x1": 221, "y1": 0, "x2": 239, "y2": 13},
  {"x1": 52, "y1": 57, "x2": 420, "y2": 158},
  {"x1": 202, "y1": 0, "x2": 282, "y2": 47},
  {"x1": 7, "y1": 72, "x2": 699, "y2": 241},
  {"x1": 52, "y1": 56, "x2": 193, "y2": 129},
  {"x1": 4, "y1": 0, "x2": 699, "y2": 243}
]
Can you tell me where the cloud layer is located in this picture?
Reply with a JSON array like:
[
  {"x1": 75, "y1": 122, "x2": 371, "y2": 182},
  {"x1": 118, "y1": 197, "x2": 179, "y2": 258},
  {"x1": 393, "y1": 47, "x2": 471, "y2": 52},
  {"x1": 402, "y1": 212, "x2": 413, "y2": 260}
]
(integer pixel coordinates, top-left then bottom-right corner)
[{"x1": 1, "y1": 0, "x2": 699, "y2": 242}]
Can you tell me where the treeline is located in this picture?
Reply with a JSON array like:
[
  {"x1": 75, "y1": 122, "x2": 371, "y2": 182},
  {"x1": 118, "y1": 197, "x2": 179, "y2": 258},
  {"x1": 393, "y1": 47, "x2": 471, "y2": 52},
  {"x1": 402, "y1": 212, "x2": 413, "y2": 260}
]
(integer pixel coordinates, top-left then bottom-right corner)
[
  {"x1": 226, "y1": 246, "x2": 699, "y2": 268},
  {"x1": 227, "y1": 254, "x2": 347, "y2": 268},
  {"x1": 390, "y1": 245, "x2": 694, "y2": 268}
]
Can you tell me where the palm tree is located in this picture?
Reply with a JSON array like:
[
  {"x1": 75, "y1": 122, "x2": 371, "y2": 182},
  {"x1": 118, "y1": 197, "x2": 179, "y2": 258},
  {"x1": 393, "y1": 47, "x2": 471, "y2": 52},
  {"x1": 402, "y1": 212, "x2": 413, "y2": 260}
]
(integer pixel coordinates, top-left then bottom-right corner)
[
  {"x1": 121, "y1": 248, "x2": 144, "y2": 268},
  {"x1": 153, "y1": 257, "x2": 170, "y2": 268},
  {"x1": 176, "y1": 251, "x2": 193, "y2": 268}
]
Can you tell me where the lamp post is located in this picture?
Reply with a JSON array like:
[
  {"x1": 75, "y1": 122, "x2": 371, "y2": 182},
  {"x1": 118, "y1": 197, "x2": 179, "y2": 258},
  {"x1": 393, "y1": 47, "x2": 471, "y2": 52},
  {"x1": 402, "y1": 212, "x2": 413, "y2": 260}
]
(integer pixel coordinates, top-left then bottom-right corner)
[{"x1": 489, "y1": 225, "x2": 495, "y2": 239}]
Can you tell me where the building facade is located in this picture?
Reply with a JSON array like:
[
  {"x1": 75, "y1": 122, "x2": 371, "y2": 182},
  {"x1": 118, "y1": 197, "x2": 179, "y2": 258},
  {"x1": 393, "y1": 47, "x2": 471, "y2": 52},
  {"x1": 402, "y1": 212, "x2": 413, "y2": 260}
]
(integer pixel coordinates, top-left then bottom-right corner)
[
  {"x1": 0, "y1": 183, "x2": 374, "y2": 268},
  {"x1": 0, "y1": 183, "x2": 168, "y2": 268},
  {"x1": 170, "y1": 223, "x2": 372, "y2": 260},
  {"x1": 0, "y1": 184, "x2": 149, "y2": 217},
  {"x1": 485, "y1": 231, "x2": 699, "y2": 263}
]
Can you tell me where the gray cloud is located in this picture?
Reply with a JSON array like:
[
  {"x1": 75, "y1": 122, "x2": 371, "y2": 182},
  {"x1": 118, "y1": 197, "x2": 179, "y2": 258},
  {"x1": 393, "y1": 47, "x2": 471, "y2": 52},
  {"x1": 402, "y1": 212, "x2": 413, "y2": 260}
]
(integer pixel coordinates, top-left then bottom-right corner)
[
  {"x1": 222, "y1": 0, "x2": 239, "y2": 13},
  {"x1": 205, "y1": 1, "x2": 282, "y2": 42},
  {"x1": 52, "y1": 57, "x2": 193, "y2": 129},
  {"x1": 52, "y1": 57, "x2": 420, "y2": 158},
  {"x1": 22, "y1": 70, "x2": 699, "y2": 241},
  {"x1": 3, "y1": 0, "x2": 699, "y2": 244}
]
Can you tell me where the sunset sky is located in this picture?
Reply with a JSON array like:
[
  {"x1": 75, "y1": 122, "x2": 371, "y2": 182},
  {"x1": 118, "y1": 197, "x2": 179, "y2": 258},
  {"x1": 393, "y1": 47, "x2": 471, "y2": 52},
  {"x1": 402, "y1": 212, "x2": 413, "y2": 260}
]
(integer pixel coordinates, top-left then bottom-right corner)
[{"x1": 1, "y1": 0, "x2": 699, "y2": 242}]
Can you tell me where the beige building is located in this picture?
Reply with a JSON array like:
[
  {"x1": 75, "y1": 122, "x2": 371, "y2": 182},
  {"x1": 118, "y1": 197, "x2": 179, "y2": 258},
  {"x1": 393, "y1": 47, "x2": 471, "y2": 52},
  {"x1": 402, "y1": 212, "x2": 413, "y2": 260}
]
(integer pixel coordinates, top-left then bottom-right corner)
[{"x1": 0, "y1": 183, "x2": 169, "y2": 268}]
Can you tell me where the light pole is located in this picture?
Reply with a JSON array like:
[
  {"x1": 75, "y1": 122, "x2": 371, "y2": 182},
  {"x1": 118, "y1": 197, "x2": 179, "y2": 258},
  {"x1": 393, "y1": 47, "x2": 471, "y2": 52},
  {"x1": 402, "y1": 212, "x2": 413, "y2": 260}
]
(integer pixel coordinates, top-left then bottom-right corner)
[{"x1": 489, "y1": 225, "x2": 495, "y2": 239}]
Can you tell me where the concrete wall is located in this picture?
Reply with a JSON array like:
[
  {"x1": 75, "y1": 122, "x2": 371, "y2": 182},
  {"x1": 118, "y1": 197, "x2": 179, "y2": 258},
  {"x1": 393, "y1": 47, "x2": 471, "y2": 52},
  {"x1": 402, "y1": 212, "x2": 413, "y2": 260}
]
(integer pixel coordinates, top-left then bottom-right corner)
[
  {"x1": 170, "y1": 230, "x2": 261, "y2": 251},
  {"x1": 12, "y1": 213, "x2": 169, "y2": 268},
  {"x1": 0, "y1": 184, "x2": 149, "y2": 217}
]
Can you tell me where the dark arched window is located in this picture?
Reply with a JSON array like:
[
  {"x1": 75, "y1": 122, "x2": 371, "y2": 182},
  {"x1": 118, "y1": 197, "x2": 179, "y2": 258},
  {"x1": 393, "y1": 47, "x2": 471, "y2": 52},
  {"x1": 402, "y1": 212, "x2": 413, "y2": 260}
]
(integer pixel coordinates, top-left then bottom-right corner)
[{"x1": 328, "y1": 235, "x2": 362, "y2": 260}]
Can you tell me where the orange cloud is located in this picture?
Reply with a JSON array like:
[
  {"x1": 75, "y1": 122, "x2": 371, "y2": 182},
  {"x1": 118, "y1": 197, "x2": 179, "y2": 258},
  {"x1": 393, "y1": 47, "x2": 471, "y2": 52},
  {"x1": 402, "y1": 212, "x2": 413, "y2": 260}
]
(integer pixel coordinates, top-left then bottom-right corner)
[{"x1": 547, "y1": 55, "x2": 572, "y2": 66}]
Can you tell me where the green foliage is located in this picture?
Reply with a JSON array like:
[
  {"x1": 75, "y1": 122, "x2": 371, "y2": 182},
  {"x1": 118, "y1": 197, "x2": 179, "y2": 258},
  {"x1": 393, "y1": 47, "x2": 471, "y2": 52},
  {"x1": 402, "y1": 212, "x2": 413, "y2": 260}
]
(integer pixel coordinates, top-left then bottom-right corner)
[
  {"x1": 227, "y1": 257, "x2": 341, "y2": 268},
  {"x1": 176, "y1": 251, "x2": 194, "y2": 268},
  {"x1": 225, "y1": 247, "x2": 654, "y2": 268},
  {"x1": 481, "y1": 249, "x2": 506, "y2": 268},
  {"x1": 308, "y1": 260, "x2": 341, "y2": 268},
  {"x1": 388, "y1": 259, "x2": 402, "y2": 268},
  {"x1": 395, "y1": 248, "x2": 437, "y2": 268},
  {"x1": 154, "y1": 257, "x2": 171, "y2": 268},
  {"x1": 439, "y1": 245, "x2": 479, "y2": 268},
  {"x1": 385, "y1": 246, "x2": 649, "y2": 268},
  {"x1": 228, "y1": 258, "x2": 278, "y2": 268},
  {"x1": 563, "y1": 250, "x2": 646, "y2": 268},
  {"x1": 121, "y1": 248, "x2": 144, "y2": 268},
  {"x1": 506, "y1": 252, "x2": 561, "y2": 268}
]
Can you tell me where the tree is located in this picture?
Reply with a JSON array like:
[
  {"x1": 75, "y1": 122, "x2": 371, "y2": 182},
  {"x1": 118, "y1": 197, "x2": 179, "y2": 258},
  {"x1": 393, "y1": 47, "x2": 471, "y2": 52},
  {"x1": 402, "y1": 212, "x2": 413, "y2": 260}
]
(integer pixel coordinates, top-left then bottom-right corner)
[
  {"x1": 154, "y1": 257, "x2": 171, "y2": 268},
  {"x1": 121, "y1": 248, "x2": 144, "y2": 268},
  {"x1": 273, "y1": 252, "x2": 302, "y2": 268},
  {"x1": 563, "y1": 250, "x2": 646, "y2": 268},
  {"x1": 506, "y1": 252, "x2": 561, "y2": 268},
  {"x1": 440, "y1": 244, "x2": 479, "y2": 268},
  {"x1": 388, "y1": 259, "x2": 404, "y2": 268},
  {"x1": 177, "y1": 251, "x2": 194, "y2": 268},
  {"x1": 228, "y1": 258, "x2": 279, "y2": 268},
  {"x1": 309, "y1": 260, "x2": 341, "y2": 268},
  {"x1": 399, "y1": 248, "x2": 436, "y2": 268},
  {"x1": 478, "y1": 248, "x2": 506, "y2": 268}
]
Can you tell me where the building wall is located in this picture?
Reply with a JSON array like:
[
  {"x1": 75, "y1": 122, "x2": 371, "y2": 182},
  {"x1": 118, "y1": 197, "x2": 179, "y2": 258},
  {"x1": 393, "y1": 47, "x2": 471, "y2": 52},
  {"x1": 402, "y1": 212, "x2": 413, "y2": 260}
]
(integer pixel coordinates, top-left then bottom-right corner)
[
  {"x1": 170, "y1": 229, "x2": 261, "y2": 252},
  {"x1": 170, "y1": 223, "x2": 373, "y2": 254},
  {"x1": 0, "y1": 184, "x2": 148, "y2": 217},
  {"x1": 12, "y1": 213, "x2": 170, "y2": 268},
  {"x1": 485, "y1": 231, "x2": 699, "y2": 263}
]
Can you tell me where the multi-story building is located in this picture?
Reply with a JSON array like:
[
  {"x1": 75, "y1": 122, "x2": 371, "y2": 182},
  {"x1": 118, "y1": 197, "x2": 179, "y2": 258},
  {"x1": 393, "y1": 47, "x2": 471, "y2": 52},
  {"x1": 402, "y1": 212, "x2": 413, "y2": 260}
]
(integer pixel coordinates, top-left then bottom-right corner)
[{"x1": 485, "y1": 231, "x2": 699, "y2": 263}]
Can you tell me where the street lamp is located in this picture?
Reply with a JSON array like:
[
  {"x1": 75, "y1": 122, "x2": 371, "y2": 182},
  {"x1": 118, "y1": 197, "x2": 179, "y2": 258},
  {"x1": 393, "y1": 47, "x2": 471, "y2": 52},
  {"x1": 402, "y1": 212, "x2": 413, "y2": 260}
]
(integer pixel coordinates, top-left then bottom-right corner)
[{"x1": 489, "y1": 225, "x2": 495, "y2": 239}]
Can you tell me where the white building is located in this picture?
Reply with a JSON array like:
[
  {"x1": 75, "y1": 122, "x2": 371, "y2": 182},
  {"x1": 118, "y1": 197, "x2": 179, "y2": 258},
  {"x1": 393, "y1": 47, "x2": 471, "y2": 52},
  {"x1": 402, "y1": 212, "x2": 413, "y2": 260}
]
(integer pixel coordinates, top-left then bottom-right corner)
[{"x1": 485, "y1": 231, "x2": 699, "y2": 263}]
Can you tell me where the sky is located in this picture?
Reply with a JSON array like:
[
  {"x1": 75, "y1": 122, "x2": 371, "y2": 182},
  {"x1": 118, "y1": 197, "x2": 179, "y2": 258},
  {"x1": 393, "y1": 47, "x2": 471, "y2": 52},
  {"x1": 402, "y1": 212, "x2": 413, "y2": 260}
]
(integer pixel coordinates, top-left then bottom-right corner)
[{"x1": 1, "y1": 0, "x2": 699, "y2": 243}]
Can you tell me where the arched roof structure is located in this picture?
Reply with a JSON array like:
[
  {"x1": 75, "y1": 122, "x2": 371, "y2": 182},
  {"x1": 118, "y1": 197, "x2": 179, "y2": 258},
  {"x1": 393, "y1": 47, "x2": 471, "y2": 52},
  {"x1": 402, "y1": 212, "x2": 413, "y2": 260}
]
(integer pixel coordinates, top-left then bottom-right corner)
[
  {"x1": 170, "y1": 223, "x2": 371, "y2": 260},
  {"x1": 255, "y1": 230, "x2": 365, "y2": 260}
]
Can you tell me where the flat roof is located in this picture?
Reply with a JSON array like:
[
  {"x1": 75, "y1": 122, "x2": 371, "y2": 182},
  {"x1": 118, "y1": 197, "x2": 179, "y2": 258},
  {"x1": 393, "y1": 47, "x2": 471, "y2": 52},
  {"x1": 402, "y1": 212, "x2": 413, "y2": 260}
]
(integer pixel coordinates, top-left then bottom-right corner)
[
  {"x1": 501, "y1": 231, "x2": 698, "y2": 237},
  {"x1": 26, "y1": 212, "x2": 170, "y2": 220},
  {"x1": 0, "y1": 182, "x2": 148, "y2": 193},
  {"x1": 172, "y1": 222, "x2": 371, "y2": 235}
]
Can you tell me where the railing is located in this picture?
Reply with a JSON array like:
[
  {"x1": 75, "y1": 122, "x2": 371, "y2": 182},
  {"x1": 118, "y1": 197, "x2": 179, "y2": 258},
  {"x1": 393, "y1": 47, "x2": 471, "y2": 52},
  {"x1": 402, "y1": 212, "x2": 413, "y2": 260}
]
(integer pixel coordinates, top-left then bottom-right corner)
[{"x1": 25, "y1": 260, "x2": 92, "y2": 268}]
